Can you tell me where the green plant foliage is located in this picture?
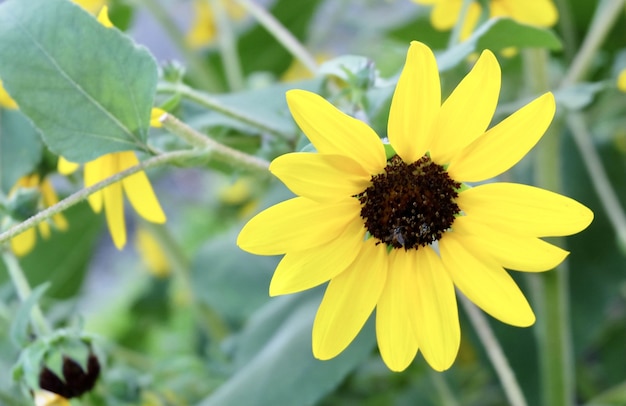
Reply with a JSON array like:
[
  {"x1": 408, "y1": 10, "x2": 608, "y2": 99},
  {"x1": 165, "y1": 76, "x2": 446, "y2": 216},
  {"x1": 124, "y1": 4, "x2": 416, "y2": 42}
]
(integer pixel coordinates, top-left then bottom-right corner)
[
  {"x1": 0, "y1": 110, "x2": 42, "y2": 194},
  {"x1": 0, "y1": 0, "x2": 158, "y2": 163}
]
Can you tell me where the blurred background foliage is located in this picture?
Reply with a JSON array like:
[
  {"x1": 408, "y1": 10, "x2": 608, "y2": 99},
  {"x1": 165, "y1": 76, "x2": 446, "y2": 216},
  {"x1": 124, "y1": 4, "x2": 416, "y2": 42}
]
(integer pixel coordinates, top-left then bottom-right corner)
[{"x1": 0, "y1": 0, "x2": 625, "y2": 405}]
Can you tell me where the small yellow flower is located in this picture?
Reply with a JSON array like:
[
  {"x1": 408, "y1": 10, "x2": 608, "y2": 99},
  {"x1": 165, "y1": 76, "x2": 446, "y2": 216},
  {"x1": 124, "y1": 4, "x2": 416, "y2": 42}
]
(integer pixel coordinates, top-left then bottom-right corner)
[
  {"x1": 0, "y1": 79, "x2": 18, "y2": 109},
  {"x1": 10, "y1": 174, "x2": 69, "y2": 257},
  {"x1": 414, "y1": 0, "x2": 558, "y2": 40},
  {"x1": 618, "y1": 69, "x2": 626, "y2": 93},
  {"x1": 237, "y1": 41, "x2": 593, "y2": 372},
  {"x1": 186, "y1": 0, "x2": 246, "y2": 49},
  {"x1": 34, "y1": 390, "x2": 70, "y2": 406},
  {"x1": 59, "y1": 152, "x2": 166, "y2": 250}
]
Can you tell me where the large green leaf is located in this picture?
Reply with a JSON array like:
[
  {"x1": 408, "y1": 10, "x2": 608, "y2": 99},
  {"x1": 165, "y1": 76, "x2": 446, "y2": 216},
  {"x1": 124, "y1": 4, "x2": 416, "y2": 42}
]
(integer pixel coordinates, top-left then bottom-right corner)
[
  {"x1": 0, "y1": 109, "x2": 42, "y2": 194},
  {"x1": 0, "y1": 0, "x2": 158, "y2": 163},
  {"x1": 199, "y1": 294, "x2": 376, "y2": 406}
]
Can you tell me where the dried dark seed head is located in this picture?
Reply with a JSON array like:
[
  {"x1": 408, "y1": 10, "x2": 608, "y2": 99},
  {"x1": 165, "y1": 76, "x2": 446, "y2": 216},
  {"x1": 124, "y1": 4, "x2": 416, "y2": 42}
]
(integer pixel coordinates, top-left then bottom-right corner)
[
  {"x1": 39, "y1": 353, "x2": 100, "y2": 399},
  {"x1": 357, "y1": 155, "x2": 460, "y2": 250}
]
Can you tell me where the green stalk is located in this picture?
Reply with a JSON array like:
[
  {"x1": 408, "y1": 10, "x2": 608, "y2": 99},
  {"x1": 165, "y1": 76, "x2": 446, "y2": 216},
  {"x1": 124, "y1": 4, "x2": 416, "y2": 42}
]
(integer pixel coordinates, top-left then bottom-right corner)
[
  {"x1": 560, "y1": 0, "x2": 626, "y2": 87},
  {"x1": 448, "y1": 0, "x2": 474, "y2": 47},
  {"x1": 0, "y1": 150, "x2": 199, "y2": 245},
  {"x1": 566, "y1": 113, "x2": 626, "y2": 248},
  {"x1": 157, "y1": 82, "x2": 292, "y2": 140},
  {"x1": 460, "y1": 296, "x2": 528, "y2": 406},
  {"x1": 210, "y1": 0, "x2": 245, "y2": 91},
  {"x1": 234, "y1": 0, "x2": 317, "y2": 74},
  {"x1": 160, "y1": 113, "x2": 270, "y2": 172},
  {"x1": 524, "y1": 47, "x2": 573, "y2": 406},
  {"x1": 1, "y1": 249, "x2": 51, "y2": 336}
]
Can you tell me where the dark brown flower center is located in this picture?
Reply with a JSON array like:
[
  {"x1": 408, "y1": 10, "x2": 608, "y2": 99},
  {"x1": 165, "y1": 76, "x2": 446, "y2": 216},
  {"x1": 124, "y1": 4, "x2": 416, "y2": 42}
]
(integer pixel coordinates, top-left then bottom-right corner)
[{"x1": 357, "y1": 154, "x2": 461, "y2": 250}]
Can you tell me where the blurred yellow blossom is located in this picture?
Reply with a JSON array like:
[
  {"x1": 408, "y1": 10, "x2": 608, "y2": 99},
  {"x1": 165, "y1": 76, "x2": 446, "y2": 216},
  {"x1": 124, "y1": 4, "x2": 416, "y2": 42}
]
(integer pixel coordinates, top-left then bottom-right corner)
[
  {"x1": 414, "y1": 0, "x2": 558, "y2": 40},
  {"x1": 135, "y1": 226, "x2": 171, "y2": 278},
  {"x1": 10, "y1": 174, "x2": 69, "y2": 257},
  {"x1": 186, "y1": 0, "x2": 246, "y2": 49}
]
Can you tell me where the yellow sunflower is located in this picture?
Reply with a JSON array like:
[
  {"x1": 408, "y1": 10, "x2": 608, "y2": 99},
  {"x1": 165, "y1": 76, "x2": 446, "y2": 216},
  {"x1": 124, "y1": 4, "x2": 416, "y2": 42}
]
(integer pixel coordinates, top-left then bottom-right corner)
[
  {"x1": 237, "y1": 41, "x2": 593, "y2": 372},
  {"x1": 414, "y1": 0, "x2": 558, "y2": 40}
]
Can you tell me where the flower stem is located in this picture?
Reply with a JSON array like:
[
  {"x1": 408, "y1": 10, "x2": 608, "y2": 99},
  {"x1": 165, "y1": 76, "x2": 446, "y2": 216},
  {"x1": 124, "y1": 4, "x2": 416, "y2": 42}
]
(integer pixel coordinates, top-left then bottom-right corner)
[
  {"x1": 234, "y1": 0, "x2": 317, "y2": 75},
  {"x1": 1, "y1": 249, "x2": 51, "y2": 336},
  {"x1": 157, "y1": 82, "x2": 292, "y2": 140},
  {"x1": 560, "y1": 0, "x2": 626, "y2": 87},
  {"x1": 525, "y1": 48, "x2": 574, "y2": 406},
  {"x1": 447, "y1": 0, "x2": 473, "y2": 47},
  {"x1": 460, "y1": 296, "x2": 527, "y2": 406},
  {"x1": 566, "y1": 112, "x2": 626, "y2": 246},
  {"x1": 137, "y1": 0, "x2": 222, "y2": 91},
  {"x1": 160, "y1": 113, "x2": 270, "y2": 172},
  {"x1": 210, "y1": 0, "x2": 245, "y2": 91},
  {"x1": 0, "y1": 150, "x2": 200, "y2": 245}
]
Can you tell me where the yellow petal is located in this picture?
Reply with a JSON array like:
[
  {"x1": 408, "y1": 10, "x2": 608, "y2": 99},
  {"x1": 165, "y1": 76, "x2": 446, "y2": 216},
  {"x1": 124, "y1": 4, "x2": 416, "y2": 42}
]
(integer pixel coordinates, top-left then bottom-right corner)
[
  {"x1": 312, "y1": 238, "x2": 387, "y2": 360},
  {"x1": 388, "y1": 41, "x2": 441, "y2": 163},
  {"x1": 39, "y1": 179, "x2": 69, "y2": 231},
  {"x1": 57, "y1": 157, "x2": 80, "y2": 175},
  {"x1": 414, "y1": 246, "x2": 460, "y2": 371},
  {"x1": 431, "y1": 0, "x2": 461, "y2": 30},
  {"x1": 38, "y1": 221, "x2": 51, "y2": 239},
  {"x1": 429, "y1": 50, "x2": 501, "y2": 164},
  {"x1": 119, "y1": 152, "x2": 166, "y2": 223},
  {"x1": 376, "y1": 249, "x2": 419, "y2": 372},
  {"x1": 270, "y1": 153, "x2": 371, "y2": 203},
  {"x1": 150, "y1": 107, "x2": 166, "y2": 128},
  {"x1": 0, "y1": 79, "x2": 18, "y2": 109},
  {"x1": 286, "y1": 90, "x2": 386, "y2": 175},
  {"x1": 186, "y1": 0, "x2": 216, "y2": 48},
  {"x1": 84, "y1": 156, "x2": 108, "y2": 213},
  {"x1": 458, "y1": 182, "x2": 594, "y2": 237},
  {"x1": 440, "y1": 232, "x2": 535, "y2": 327},
  {"x1": 237, "y1": 197, "x2": 362, "y2": 255},
  {"x1": 96, "y1": 5, "x2": 113, "y2": 28},
  {"x1": 102, "y1": 157, "x2": 126, "y2": 249},
  {"x1": 269, "y1": 218, "x2": 366, "y2": 296},
  {"x1": 448, "y1": 92, "x2": 555, "y2": 182},
  {"x1": 11, "y1": 228, "x2": 36, "y2": 257},
  {"x1": 495, "y1": 0, "x2": 558, "y2": 27},
  {"x1": 34, "y1": 389, "x2": 71, "y2": 406},
  {"x1": 452, "y1": 216, "x2": 569, "y2": 272}
]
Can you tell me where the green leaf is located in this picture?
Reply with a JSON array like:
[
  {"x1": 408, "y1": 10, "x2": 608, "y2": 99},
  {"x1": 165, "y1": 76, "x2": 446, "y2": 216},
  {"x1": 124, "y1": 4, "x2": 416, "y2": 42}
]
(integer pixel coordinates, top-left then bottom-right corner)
[
  {"x1": 0, "y1": 109, "x2": 42, "y2": 194},
  {"x1": 199, "y1": 294, "x2": 375, "y2": 406},
  {"x1": 437, "y1": 18, "x2": 562, "y2": 71},
  {"x1": 0, "y1": 0, "x2": 158, "y2": 163},
  {"x1": 191, "y1": 231, "x2": 276, "y2": 324},
  {"x1": 0, "y1": 202, "x2": 104, "y2": 299},
  {"x1": 9, "y1": 283, "x2": 49, "y2": 347}
]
